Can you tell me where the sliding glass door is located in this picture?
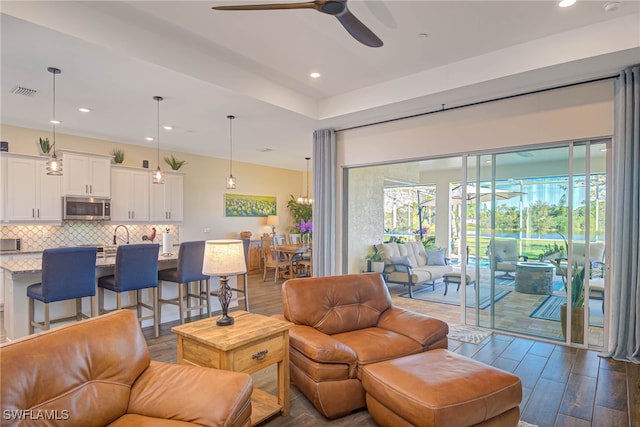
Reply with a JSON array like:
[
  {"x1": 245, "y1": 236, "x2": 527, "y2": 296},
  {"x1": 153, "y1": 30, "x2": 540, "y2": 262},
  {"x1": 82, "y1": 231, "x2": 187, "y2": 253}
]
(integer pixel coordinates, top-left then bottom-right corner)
[{"x1": 461, "y1": 141, "x2": 608, "y2": 346}]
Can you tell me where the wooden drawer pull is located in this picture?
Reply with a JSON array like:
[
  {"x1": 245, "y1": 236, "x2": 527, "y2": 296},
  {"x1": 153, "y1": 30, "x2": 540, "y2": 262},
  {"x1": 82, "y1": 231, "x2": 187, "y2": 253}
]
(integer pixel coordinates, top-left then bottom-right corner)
[{"x1": 252, "y1": 350, "x2": 269, "y2": 361}]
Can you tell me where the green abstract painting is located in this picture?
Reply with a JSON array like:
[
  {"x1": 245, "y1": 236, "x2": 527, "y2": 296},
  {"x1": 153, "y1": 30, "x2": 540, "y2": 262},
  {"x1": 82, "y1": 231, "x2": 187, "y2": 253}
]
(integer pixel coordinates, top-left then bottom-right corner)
[{"x1": 225, "y1": 194, "x2": 277, "y2": 217}]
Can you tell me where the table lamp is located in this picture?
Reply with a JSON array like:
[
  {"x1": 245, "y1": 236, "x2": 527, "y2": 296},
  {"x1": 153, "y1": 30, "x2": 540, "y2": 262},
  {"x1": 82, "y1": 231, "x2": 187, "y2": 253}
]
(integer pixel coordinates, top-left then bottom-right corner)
[
  {"x1": 267, "y1": 215, "x2": 279, "y2": 236},
  {"x1": 202, "y1": 239, "x2": 247, "y2": 326}
]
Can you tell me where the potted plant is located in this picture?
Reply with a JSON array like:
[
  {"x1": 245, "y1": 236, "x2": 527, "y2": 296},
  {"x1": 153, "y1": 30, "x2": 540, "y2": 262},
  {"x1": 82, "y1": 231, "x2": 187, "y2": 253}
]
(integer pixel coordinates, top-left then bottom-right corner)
[
  {"x1": 38, "y1": 137, "x2": 51, "y2": 155},
  {"x1": 164, "y1": 154, "x2": 187, "y2": 170},
  {"x1": 365, "y1": 247, "x2": 385, "y2": 273},
  {"x1": 110, "y1": 148, "x2": 125, "y2": 164},
  {"x1": 552, "y1": 259, "x2": 586, "y2": 343}
]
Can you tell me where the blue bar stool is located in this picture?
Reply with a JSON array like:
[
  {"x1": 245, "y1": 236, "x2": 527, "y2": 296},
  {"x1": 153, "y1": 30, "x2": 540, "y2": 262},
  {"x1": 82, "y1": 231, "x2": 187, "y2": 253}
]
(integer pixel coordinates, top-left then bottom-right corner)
[
  {"x1": 27, "y1": 247, "x2": 98, "y2": 334},
  {"x1": 98, "y1": 244, "x2": 160, "y2": 337},
  {"x1": 158, "y1": 241, "x2": 211, "y2": 324}
]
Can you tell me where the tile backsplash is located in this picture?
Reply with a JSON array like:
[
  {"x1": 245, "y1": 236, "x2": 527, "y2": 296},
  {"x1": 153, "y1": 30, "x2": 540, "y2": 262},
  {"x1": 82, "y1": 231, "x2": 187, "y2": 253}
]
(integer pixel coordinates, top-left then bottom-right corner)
[{"x1": 0, "y1": 222, "x2": 180, "y2": 252}]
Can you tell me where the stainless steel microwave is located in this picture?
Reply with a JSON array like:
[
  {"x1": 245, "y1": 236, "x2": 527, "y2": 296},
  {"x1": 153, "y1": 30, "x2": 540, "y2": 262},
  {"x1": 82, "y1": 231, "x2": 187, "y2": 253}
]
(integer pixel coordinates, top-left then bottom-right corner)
[{"x1": 63, "y1": 197, "x2": 111, "y2": 221}]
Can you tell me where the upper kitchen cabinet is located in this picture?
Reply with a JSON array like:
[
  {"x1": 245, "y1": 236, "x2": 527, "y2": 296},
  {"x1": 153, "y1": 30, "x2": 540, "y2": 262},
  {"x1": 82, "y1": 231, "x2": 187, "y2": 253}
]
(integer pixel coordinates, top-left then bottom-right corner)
[
  {"x1": 61, "y1": 151, "x2": 111, "y2": 198},
  {"x1": 1, "y1": 154, "x2": 62, "y2": 223},
  {"x1": 150, "y1": 172, "x2": 183, "y2": 222},
  {"x1": 111, "y1": 166, "x2": 150, "y2": 222}
]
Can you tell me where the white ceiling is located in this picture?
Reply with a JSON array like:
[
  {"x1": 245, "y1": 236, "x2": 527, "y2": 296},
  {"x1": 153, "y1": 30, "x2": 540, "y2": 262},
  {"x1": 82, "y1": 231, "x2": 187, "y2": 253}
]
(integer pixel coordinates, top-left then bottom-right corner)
[{"x1": 2, "y1": 1, "x2": 639, "y2": 171}]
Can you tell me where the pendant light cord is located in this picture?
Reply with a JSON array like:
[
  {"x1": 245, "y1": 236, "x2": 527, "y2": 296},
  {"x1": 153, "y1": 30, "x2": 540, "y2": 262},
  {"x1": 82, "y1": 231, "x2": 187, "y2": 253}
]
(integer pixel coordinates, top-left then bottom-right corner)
[
  {"x1": 305, "y1": 157, "x2": 310, "y2": 198},
  {"x1": 156, "y1": 98, "x2": 160, "y2": 167},
  {"x1": 228, "y1": 115, "x2": 235, "y2": 176},
  {"x1": 51, "y1": 70, "x2": 57, "y2": 154}
]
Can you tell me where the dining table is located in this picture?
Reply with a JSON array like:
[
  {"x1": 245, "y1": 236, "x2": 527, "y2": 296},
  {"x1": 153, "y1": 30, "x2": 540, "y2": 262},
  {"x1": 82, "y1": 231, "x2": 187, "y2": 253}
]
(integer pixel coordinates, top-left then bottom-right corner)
[{"x1": 276, "y1": 244, "x2": 312, "y2": 279}]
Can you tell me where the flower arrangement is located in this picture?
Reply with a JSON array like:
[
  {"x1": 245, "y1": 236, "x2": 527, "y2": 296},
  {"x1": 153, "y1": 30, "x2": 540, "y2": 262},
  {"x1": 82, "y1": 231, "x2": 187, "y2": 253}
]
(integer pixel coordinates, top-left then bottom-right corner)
[{"x1": 295, "y1": 218, "x2": 312, "y2": 235}]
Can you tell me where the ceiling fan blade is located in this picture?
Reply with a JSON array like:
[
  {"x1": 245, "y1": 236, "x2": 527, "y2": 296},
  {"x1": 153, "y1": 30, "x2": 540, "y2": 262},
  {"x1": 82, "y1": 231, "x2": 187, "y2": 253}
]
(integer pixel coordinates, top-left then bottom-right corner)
[
  {"x1": 336, "y1": 9, "x2": 383, "y2": 47},
  {"x1": 212, "y1": 2, "x2": 316, "y2": 11}
]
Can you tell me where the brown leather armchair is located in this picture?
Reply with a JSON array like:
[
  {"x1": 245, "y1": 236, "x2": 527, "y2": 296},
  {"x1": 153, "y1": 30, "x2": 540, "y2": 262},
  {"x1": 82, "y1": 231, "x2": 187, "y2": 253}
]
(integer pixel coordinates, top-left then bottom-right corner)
[
  {"x1": 277, "y1": 273, "x2": 449, "y2": 419},
  {"x1": 0, "y1": 310, "x2": 253, "y2": 427}
]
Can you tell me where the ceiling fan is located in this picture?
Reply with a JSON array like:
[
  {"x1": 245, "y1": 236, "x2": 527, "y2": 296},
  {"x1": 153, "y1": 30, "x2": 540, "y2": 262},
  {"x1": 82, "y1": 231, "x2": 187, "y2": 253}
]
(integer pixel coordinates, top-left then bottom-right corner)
[{"x1": 212, "y1": 0, "x2": 383, "y2": 48}]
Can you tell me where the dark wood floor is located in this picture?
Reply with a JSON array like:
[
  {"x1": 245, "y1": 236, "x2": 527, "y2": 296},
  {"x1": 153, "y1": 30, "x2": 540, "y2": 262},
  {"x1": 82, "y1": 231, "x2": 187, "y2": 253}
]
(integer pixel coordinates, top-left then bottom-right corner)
[{"x1": 144, "y1": 273, "x2": 640, "y2": 427}]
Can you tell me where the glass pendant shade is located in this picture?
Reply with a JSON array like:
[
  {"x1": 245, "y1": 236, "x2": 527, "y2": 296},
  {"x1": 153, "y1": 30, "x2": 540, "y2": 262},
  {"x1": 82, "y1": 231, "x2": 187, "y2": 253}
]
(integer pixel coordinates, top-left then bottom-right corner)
[
  {"x1": 46, "y1": 67, "x2": 63, "y2": 176},
  {"x1": 226, "y1": 115, "x2": 236, "y2": 189},
  {"x1": 226, "y1": 174, "x2": 236, "y2": 189},
  {"x1": 152, "y1": 96, "x2": 164, "y2": 184}
]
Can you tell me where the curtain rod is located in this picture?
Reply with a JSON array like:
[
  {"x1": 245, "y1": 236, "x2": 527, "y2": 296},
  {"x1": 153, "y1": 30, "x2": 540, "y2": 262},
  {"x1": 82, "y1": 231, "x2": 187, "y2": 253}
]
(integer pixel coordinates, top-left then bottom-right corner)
[{"x1": 338, "y1": 74, "x2": 618, "y2": 132}]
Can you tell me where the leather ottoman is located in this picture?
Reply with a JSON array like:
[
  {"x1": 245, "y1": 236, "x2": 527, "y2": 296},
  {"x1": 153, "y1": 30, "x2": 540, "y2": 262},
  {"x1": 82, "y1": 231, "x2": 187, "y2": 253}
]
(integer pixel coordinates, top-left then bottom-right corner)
[{"x1": 361, "y1": 349, "x2": 522, "y2": 427}]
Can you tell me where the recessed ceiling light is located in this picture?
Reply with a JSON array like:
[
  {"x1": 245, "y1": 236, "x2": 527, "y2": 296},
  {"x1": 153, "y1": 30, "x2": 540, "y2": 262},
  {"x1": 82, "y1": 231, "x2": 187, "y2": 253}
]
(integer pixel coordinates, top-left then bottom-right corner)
[
  {"x1": 163, "y1": 125, "x2": 173, "y2": 130},
  {"x1": 600, "y1": 148, "x2": 607, "y2": 152},
  {"x1": 309, "y1": 72, "x2": 321, "y2": 79},
  {"x1": 78, "y1": 107, "x2": 91, "y2": 113},
  {"x1": 558, "y1": 0, "x2": 576, "y2": 8},
  {"x1": 145, "y1": 137, "x2": 154, "y2": 141},
  {"x1": 50, "y1": 119, "x2": 61, "y2": 124},
  {"x1": 485, "y1": 159, "x2": 492, "y2": 164}
]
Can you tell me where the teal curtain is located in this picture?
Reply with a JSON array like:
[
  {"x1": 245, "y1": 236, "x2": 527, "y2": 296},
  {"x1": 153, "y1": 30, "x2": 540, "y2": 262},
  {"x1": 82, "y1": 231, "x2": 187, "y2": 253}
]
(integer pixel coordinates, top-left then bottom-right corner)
[
  {"x1": 312, "y1": 129, "x2": 336, "y2": 277},
  {"x1": 606, "y1": 65, "x2": 640, "y2": 363}
]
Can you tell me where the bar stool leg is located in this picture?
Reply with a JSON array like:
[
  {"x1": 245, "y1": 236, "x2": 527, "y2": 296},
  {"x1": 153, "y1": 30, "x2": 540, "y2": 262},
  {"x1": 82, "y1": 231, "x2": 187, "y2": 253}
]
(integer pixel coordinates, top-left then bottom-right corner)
[
  {"x1": 28, "y1": 298, "x2": 35, "y2": 334},
  {"x1": 136, "y1": 290, "x2": 143, "y2": 319},
  {"x1": 152, "y1": 287, "x2": 159, "y2": 338},
  {"x1": 76, "y1": 298, "x2": 82, "y2": 321},
  {"x1": 205, "y1": 279, "x2": 211, "y2": 317},
  {"x1": 157, "y1": 280, "x2": 163, "y2": 326},
  {"x1": 43, "y1": 303, "x2": 50, "y2": 331},
  {"x1": 90, "y1": 296, "x2": 95, "y2": 318},
  {"x1": 178, "y1": 282, "x2": 186, "y2": 324}
]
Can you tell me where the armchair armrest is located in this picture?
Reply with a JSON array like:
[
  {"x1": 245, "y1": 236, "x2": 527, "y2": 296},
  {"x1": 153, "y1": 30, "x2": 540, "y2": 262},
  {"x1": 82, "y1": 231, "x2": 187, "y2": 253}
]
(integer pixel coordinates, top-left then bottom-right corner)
[
  {"x1": 289, "y1": 324, "x2": 357, "y2": 365},
  {"x1": 519, "y1": 255, "x2": 529, "y2": 261},
  {"x1": 127, "y1": 360, "x2": 253, "y2": 426},
  {"x1": 377, "y1": 307, "x2": 449, "y2": 348}
]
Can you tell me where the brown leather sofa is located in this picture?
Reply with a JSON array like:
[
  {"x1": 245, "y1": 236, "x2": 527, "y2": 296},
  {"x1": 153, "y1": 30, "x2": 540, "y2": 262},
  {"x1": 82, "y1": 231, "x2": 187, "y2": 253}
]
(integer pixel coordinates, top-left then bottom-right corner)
[
  {"x1": 277, "y1": 273, "x2": 449, "y2": 419},
  {"x1": 1, "y1": 310, "x2": 252, "y2": 427}
]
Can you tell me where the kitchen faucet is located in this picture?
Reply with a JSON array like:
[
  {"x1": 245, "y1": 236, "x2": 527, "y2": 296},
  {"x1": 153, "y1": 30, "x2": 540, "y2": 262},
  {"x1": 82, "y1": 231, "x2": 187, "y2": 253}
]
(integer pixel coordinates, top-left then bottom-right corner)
[{"x1": 113, "y1": 225, "x2": 130, "y2": 245}]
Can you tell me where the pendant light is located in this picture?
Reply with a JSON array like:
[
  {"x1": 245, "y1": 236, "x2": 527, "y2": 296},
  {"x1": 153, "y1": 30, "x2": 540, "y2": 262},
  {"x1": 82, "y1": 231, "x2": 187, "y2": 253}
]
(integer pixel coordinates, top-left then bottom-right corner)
[
  {"x1": 46, "y1": 67, "x2": 63, "y2": 175},
  {"x1": 152, "y1": 96, "x2": 164, "y2": 184},
  {"x1": 226, "y1": 115, "x2": 236, "y2": 189},
  {"x1": 297, "y1": 157, "x2": 313, "y2": 205}
]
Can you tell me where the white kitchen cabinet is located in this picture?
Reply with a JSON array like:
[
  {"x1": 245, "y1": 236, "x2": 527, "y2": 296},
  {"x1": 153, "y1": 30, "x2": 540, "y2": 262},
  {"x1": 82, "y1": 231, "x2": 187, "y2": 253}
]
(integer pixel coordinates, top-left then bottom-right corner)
[
  {"x1": 61, "y1": 152, "x2": 111, "y2": 198},
  {"x1": 150, "y1": 172, "x2": 183, "y2": 222},
  {"x1": 2, "y1": 154, "x2": 62, "y2": 223},
  {"x1": 110, "y1": 166, "x2": 150, "y2": 222}
]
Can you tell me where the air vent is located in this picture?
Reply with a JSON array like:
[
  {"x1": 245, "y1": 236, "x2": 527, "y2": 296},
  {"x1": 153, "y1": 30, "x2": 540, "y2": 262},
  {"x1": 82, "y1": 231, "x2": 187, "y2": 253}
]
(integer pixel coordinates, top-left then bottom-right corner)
[{"x1": 11, "y1": 86, "x2": 38, "y2": 97}]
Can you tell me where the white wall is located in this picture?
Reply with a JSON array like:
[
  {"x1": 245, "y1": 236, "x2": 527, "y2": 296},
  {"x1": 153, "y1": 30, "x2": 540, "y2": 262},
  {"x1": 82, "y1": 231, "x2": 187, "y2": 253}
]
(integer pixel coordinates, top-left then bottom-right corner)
[{"x1": 337, "y1": 81, "x2": 614, "y2": 273}]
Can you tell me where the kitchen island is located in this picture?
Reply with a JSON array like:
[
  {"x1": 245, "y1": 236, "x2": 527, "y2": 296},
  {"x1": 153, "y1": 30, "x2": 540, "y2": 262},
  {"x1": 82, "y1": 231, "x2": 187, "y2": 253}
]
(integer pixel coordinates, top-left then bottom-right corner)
[{"x1": 0, "y1": 247, "x2": 231, "y2": 341}]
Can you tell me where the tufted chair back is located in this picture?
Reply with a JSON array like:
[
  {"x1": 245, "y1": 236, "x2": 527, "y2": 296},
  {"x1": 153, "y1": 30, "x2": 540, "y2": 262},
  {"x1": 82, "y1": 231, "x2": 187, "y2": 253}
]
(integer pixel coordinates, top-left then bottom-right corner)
[
  {"x1": 1, "y1": 310, "x2": 149, "y2": 426},
  {"x1": 281, "y1": 273, "x2": 392, "y2": 335}
]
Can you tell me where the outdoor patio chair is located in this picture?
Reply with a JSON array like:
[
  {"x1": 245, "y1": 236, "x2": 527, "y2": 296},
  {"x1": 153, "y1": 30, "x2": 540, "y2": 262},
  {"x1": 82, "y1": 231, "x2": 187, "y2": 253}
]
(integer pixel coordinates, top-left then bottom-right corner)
[{"x1": 489, "y1": 239, "x2": 528, "y2": 279}]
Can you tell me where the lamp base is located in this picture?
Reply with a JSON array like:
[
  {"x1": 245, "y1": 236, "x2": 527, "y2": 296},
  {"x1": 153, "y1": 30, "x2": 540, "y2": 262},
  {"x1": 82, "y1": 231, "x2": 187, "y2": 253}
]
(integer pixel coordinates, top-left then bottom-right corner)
[
  {"x1": 216, "y1": 314, "x2": 235, "y2": 326},
  {"x1": 216, "y1": 275, "x2": 234, "y2": 327}
]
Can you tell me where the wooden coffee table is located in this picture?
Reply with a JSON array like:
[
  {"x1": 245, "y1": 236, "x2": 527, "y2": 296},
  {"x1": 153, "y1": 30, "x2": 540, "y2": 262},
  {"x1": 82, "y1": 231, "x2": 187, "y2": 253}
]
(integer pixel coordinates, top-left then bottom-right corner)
[{"x1": 172, "y1": 310, "x2": 292, "y2": 425}]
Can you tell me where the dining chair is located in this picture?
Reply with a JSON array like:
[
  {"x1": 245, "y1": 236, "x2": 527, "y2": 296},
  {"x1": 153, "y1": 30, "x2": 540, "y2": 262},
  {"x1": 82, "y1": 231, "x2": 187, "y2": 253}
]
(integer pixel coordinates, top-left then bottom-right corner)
[
  {"x1": 158, "y1": 241, "x2": 210, "y2": 325},
  {"x1": 288, "y1": 233, "x2": 301, "y2": 245},
  {"x1": 273, "y1": 234, "x2": 287, "y2": 246},
  {"x1": 98, "y1": 243, "x2": 160, "y2": 337},
  {"x1": 262, "y1": 238, "x2": 289, "y2": 282},
  {"x1": 27, "y1": 246, "x2": 98, "y2": 333}
]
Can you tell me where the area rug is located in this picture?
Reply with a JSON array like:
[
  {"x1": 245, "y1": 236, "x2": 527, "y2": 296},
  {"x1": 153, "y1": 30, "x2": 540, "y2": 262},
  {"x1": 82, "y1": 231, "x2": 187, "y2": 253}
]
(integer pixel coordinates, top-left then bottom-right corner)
[
  {"x1": 400, "y1": 283, "x2": 511, "y2": 310},
  {"x1": 518, "y1": 422, "x2": 538, "y2": 427},
  {"x1": 448, "y1": 323, "x2": 493, "y2": 344},
  {"x1": 529, "y1": 295, "x2": 604, "y2": 327}
]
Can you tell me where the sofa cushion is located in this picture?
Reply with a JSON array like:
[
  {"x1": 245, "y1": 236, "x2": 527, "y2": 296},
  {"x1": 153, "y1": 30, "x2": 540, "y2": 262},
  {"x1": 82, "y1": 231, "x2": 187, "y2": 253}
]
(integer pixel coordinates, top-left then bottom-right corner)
[
  {"x1": 389, "y1": 256, "x2": 411, "y2": 272},
  {"x1": 282, "y1": 273, "x2": 392, "y2": 335},
  {"x1": 333, "y1": 327, "x2": 423, "y2": 377},
  {"x1": 290, "y1": 347, "x2": 353, "y2": 381},
  {"x1": 0, "y1": 310, "x2": 149, "y2": 427}
]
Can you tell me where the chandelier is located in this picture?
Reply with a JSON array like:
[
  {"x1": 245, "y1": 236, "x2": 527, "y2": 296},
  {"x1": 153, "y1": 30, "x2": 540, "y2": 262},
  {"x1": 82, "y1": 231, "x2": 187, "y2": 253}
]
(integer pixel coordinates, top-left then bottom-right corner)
[{"x1": 297, "y1": 157, "x2": 313, "y2": 205}]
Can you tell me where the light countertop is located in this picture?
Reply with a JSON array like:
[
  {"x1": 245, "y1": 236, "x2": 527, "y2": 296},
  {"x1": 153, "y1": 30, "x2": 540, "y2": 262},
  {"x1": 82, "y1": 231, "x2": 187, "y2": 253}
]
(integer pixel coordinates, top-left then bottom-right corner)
[{"x1": 0, "y1": 247, "x2": 179, "y2": 274}]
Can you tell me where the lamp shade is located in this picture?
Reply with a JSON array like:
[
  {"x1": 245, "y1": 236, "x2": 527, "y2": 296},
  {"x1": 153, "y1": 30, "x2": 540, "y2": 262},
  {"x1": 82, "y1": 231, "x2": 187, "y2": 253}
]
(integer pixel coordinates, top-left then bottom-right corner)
[
  {"x1": 267, "y1": 215, "x2": 279, "y2": 226},
  {"x1": 202, "y1": 240, "x2": 247, "y2": 276}
]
